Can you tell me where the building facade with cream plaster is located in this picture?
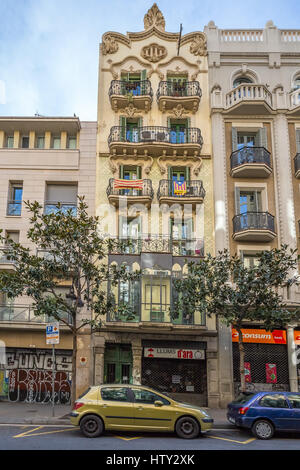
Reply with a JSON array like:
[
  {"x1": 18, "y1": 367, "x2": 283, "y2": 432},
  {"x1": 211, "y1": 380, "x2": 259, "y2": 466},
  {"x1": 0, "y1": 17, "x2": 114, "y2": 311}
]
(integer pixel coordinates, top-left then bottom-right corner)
[
  {"x1": 0, "y1": 117, "x2": 97, "y2": 403},
  {"x1": 93, "y1": 4, "x2": 219, "y2": 407},
  {"x1": 206, "y1": 21, "x2": 300, "y2": 400}
]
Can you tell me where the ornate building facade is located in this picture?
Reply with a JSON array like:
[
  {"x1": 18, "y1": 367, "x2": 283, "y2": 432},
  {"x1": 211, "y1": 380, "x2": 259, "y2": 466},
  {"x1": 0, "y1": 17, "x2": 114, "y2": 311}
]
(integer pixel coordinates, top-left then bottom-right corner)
[{"x1": 92, "y1": 4, "x2": 219, "y2": 407}]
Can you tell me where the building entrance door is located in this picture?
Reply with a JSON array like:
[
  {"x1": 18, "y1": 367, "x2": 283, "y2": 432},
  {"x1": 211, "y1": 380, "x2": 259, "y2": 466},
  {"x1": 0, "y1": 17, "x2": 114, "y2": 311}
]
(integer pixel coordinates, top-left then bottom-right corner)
[{"x1": 104, "y1": 344, "x2": 133, "y2": 384}]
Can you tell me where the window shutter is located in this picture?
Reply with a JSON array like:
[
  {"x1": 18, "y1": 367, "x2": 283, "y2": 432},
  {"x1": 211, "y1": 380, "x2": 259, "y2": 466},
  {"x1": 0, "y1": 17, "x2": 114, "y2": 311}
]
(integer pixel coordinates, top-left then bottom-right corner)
[
  {"x1": 187, "y1": 117, "x2": 191, "y2": 129},
  {"x1": 258, "y1": 127, "x2": 268, "y2": 149},
  {"x1": 119, "y1": 165, "x2": 124, "y2": 178},
  {"x1": 141, "y1": 69, "x2": 147, "y2": 81},
  {"x1": 167, "y1": 117, "x2": 171, "y2": 128},
  {"x1": 185, "y1": 166, "x2": 190, "y2": 182},
  {"x1": 235, "y1": 187, "x2": 241, "y2": 214},
  {"x1": 232, "y1": 127, "x2": 238, "y2": 151},
  {"x1": 119, "y1": 116, "x2": 126, "y2": 127},
  {"x1": 137, "y1": 166, "x2": 142, "y2": 179},
  {"x1": 138, "y1": 117, "x2": 143, "y2": 128},
  {"x1": 46, "y1": 184, "x2": 77, "y2": 203},
  {"x1": 296, "y1": 129, "x2": 300, "y2": 153}
]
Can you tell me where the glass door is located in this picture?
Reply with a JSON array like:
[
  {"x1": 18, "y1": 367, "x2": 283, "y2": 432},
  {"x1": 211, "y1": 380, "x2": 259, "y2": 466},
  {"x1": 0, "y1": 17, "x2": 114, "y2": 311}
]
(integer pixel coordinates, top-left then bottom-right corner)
[{"x1": 170, "y1": 122, "x2": 187, "y2": 144}]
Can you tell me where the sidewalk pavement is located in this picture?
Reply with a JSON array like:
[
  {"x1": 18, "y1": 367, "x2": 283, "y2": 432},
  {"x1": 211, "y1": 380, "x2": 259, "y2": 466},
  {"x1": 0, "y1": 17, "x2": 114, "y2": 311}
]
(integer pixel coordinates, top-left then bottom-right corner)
[{"x1": 0, "y1": 401, "x2": 234, "y2": 428}]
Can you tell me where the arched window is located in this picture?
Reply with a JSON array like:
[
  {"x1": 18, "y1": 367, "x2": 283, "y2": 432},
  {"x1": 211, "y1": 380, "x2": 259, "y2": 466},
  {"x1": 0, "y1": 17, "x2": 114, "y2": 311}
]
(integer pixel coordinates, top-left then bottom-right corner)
[
  {"x1": 293, "y1": 76, "x2": 300, "y2": 90},
  {"x1": 233, "y1": 76, "x2": 253, "y2": 88}
]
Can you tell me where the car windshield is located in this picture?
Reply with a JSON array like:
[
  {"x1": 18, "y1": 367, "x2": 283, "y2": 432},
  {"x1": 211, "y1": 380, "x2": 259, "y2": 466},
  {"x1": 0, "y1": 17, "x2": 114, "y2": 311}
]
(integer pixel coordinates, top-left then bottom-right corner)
[{"x1": 231, "y1": 393, "x2": 256, "y2": 405}]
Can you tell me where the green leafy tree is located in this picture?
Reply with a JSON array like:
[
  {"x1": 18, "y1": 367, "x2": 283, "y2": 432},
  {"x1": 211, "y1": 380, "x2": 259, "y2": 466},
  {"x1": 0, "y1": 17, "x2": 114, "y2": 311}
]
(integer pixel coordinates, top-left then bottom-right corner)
[
  {"x1": 0, "y1": 197, "x2": 135, "y2": 406},
  {"x1": 172, "y1": 246, "x2": 300, "y2": 393}
]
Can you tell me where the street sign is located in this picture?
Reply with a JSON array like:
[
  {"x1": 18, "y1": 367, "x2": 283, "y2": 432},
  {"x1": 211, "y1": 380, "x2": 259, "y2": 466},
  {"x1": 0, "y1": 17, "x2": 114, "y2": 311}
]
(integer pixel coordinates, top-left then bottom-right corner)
[{"x1": 46, "y1": 322, "x2": 60, "y2": 345}]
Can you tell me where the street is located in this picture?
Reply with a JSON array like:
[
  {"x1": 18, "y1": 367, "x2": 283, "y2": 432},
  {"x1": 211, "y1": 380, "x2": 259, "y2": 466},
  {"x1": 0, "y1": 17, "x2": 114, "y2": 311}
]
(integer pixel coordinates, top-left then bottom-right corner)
[{"x1": 0, "y1": 424, "x2": 300, "y2": 451}]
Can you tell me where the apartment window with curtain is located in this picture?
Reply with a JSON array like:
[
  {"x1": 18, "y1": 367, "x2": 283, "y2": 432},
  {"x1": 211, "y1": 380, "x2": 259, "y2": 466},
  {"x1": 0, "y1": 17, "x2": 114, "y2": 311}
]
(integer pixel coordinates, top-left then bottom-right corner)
[
  {"x1": 7, "y1": 183, "x2": 23, "y2": 216},
  {"x1": 44, "y1": 183, "x2": 78, "y2": 215},
  {"x1": 51, "y1": 136, "x2": 61, "y2": 149},
  {"x1": 36, "y1": 135, "x2": 45, "y2": 149},
  {"x1": 6, "y1": 135, "x2": 14, "y2": 148},
  {"x1": 68, "y1": 135, "x2": 77, "y2": 149}
]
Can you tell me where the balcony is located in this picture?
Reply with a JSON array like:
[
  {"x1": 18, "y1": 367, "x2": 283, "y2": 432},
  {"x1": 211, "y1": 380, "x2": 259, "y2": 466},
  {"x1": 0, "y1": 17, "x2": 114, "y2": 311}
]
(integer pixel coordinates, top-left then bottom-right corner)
[
  {"x1": 106, "y1": 178, "x2": 154, "y2": 207},
  {"x1": 157, "y1": 180, "x2": 206, "y2": 204},
  {"x1": 109, "y1": 80, "x2": 153, "y2": 113},
  {"x1": 106, "y1": 306, "x2": 205, "y2": 328},
  {"x1": 225, "y1": 84, "x2": 273, "y2": 114},
  {"x1": 108, "y1": 126, "x2": 203, "y2": 157},
  {"x1": 7, "y1": 201, "x2": 22, "y2": 216},
  {"x1": 294, "y1": 154, "x2": 300, "y2": 178},
  {"x1": 157, "y1": 81, "x2": 202, "y2": 113},
  {"x1": 230, "y1": 147, "x2": 272, "y2": 178},
  {"x1": 232, "y1": 212, "x2": 276, "y2": 242},
  {"x1": 0, "y1": 248, "x2": 15, "y2": 271},
  {"x1": 0, "y1": 304, "x2": 72, "y2": 324},
  {"x1": 289, "y1": 89, "x2": 300, "y2": 116},
  {"x1": 44, "y1": 201, "x2": 77, "y2": 215},
  {"x1": 109, "y1": 236, "x2": 204, "y2": 257}
]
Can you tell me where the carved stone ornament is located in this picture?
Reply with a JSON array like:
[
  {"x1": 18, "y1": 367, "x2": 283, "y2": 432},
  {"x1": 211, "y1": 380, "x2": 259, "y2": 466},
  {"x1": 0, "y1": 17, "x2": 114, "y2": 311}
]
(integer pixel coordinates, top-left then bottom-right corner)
[
  {"x1": 173, "y1": 104, "x2": 188, "y2": 118},
  {"x1": 144, "y1": 3, "x2": 166, "y2": 31},
  {"x1": 122, "y1": 103, "x2": 138, "y2": 117},
  {"x1": 141, "y1": 43, "x2": 167, "y2": 63},
  {"x1": 190, "y1": 34, "x2": 207, "y2": 56},
  {"x1": 101, "y1": 35, "x2": 119, "y2": 55}
]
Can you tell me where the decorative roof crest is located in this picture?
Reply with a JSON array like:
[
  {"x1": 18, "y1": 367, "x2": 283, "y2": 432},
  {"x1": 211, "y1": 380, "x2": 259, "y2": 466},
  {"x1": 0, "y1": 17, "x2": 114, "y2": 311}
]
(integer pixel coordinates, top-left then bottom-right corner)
[{"x1": 144, "y1": 3, "x2": 166, "y2": 31}]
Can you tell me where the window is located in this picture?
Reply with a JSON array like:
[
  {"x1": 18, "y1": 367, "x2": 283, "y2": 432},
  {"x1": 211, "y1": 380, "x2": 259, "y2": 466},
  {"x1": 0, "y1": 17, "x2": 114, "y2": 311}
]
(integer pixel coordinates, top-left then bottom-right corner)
[
  {"x1": 36, "y1": 135, "x2": 45, "y2": 149},
  {"x1": 6, "y1": 136, "x2": 14, "y2": 148},
  {"x1": 7, "y1": 183, "x2": 23, "y2": 216},
  {"x1": 237, "y1": 190, "x2": 262, "y2": 215},
  {"x1": 259, "y1": 394, "x2": 289, "y2": 408},
  {"x1": 5, "y1": 231, "x2": 19, "y2": 244},
  {"x1": 293, "y1": 76, "x2": 300, "y2": 91},
  {"x1": 68, "y1": 136, "x2": 77, "y2": 149},
  {"x1": 242, "y1": 253, "x2": 260, "y2": 268},
  {"x1": 166, "y1": 75, "x2": 188, "y2": 97},
  {"x1": 101, "y1": 387, "x2": 129, "y2": 402},
  {"x1": 45, "y1": 183, "x2": 77, "y2": 214},
  {"x1": 171, "y1": 217, "x2": 193, "y2": 239},
  {"x1": 21, "y1": 136, "x2": 29, "y2": 148},
  {"x1": 232, "y1": 128, "x2": 268, "y2": 152},
  {"x1": 233, "y1": 76, "x2": 253, "y2": 88},
  {"x1": 51, "y1": 136, "x2": 61, "y2": 149},
  {"x1": 287, "y1": 394, "x2": 300, "y2": 409},
  {"x1": 169, "y1": 119, "x2": 188, "y2": 144},
  {"x1": 131, "y1": 388, "x2": 170, "y2": 405}
]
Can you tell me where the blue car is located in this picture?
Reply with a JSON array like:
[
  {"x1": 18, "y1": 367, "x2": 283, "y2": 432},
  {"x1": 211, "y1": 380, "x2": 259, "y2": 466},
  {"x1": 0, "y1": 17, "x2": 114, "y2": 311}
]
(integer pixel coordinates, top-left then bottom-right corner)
[{"x1": 227, "y1": 391, "x2": 300, "y2": 439}]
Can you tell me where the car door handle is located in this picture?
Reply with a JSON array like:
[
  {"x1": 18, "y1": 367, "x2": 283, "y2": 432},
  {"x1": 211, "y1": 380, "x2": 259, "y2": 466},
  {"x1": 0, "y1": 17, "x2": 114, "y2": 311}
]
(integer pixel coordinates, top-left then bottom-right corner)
[{"x1": 137, "y1": 407, "x2": 144, "y2": 411}]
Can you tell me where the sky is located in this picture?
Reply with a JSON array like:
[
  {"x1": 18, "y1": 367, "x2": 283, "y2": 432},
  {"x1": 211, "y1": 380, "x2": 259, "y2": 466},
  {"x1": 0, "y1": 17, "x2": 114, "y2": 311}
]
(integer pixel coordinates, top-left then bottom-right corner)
[{"x1": 0, "y1": 0, "x2": 299, "y2": 120}]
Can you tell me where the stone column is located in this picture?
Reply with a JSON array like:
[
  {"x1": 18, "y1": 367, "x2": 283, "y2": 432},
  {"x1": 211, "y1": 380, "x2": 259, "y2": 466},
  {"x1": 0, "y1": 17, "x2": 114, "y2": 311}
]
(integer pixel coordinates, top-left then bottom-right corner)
[
  {"x1": 94, "y1": 346, "x2": 105, "y2": 385},
  {"x1": 211, "y1": 111, "x2": 234, "y2": 407},
  {"x1": 132, "y1": 346, "x2": 142, "y2": 385},
  {"x1": 273, "y1": 113, "x2": 297, "y2": 253},
  {"x1": 287, "y1": 326, "x2": 298, "y2": 392}
]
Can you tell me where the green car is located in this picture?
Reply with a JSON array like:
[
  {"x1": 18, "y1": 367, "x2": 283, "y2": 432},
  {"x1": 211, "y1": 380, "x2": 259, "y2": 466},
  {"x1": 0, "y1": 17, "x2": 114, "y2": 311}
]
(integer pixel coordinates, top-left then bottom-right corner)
[{"x1": 70, "y1": 384, "x2": 213, "y2": 439}]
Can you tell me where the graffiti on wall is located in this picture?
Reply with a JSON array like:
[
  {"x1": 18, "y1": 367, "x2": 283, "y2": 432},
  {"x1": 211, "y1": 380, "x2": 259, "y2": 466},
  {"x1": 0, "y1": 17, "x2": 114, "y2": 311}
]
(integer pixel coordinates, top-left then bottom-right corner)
[{"x1": 1, "y1": 349, "x2": 72, "y2": 404}]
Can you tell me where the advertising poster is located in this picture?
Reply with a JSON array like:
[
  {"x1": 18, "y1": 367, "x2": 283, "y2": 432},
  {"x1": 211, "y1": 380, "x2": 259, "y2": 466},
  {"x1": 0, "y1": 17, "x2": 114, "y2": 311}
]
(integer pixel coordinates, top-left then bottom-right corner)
[
  {"x1": 266, "y1": 363, "x2": 277, "y2": 383},
  {"x1": 244, "y1": 362, "x2": 251, "y2": 383}
]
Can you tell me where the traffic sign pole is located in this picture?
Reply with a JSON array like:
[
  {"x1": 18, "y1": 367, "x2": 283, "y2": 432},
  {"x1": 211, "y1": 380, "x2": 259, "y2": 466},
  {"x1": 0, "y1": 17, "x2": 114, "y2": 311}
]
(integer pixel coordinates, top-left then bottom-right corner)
[
  {"x1": 46, "y1": 322, "x2": 60, "y2": 418},
  {"x1": 52, "y1": 344, "x2": 55, "y2": 417}
]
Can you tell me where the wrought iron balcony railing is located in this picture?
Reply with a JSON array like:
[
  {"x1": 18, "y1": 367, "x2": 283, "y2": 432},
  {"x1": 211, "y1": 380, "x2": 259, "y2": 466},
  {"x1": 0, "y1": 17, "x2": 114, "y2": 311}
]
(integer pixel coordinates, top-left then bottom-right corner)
[
  {"x1": 106, "y1": 178, "x2": 154, "y2": 199},
  {"x1": 230, "y1": 147, "x2": 271, "y2": 170},
  {"x1": 294, "y1": 153, "x2": 300, "y2": 175},
  {"x1": 0, "y1": 248, "x2": 15, "y2": 264},
  {"x1": 44, "y1": 201, "x2": 77, "y2": 215},
  {"x1": 157, "y1": 180, "x2": 206, "y2": 200},
  {"x1": 157, "y1": 81, "x2": 202, "y2": 99},
  {"x1": 7, "y1": 201, "x2": 22, "y2": 216},
  {"x1": 233, "y1": 212, "x2": 275, "y2": 234},
  {"x1": 109, "y1": 236, "x2": 204, "y2": 257},
  {"x1": 108, "y1": 126, "x2": 203, "y2": 147},
  {"x1": 109, "y1": 80, "x2": 153, "y2": 98},
  {"x1": 106, "y1": 303, "x2": 206, "y2": 326},
  {"x1": 0, "y1": 304, "x2": 73, "y2": 324}
]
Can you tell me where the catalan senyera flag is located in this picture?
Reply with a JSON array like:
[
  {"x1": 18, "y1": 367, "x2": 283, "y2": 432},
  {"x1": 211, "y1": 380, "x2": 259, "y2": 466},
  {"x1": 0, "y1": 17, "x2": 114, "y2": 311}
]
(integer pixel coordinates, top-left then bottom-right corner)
[
  {"x1": 113, "y1": 179, "x2": 144, "y2": 190},
  {"x1": 173, "y1": 181, "x2": 187, "y2": 195}
]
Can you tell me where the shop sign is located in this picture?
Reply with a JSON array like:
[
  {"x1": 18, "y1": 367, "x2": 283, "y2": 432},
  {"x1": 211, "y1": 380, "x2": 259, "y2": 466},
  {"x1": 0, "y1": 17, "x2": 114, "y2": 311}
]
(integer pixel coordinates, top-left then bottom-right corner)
[
  {"x1": 294, "y1": 331, "x2": 300, "y2": 345},
  {"x1": 144, "y1": 347, "x2": 205, "y2": 360},
  {"x1": 232, "y1": 328, "x2": 286, "y2": 344}
]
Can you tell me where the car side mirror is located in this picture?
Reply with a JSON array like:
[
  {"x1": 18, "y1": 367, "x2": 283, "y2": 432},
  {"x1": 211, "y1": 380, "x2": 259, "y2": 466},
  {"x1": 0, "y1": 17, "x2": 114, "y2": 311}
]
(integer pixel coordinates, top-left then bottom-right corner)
[{"x1": 154, "y1": 400, "x2": 163, "y2": 407}]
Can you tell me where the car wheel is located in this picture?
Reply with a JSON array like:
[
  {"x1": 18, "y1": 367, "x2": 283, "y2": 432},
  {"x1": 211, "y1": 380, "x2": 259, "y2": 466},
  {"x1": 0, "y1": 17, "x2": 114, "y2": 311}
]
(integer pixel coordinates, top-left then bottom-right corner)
[
  {"x1": 252, "y1": 420, "x2": 274, "y2": 440},
  {"x1": 175, "y1": 417, "x2": 200, "y2": 439},
  {"x1": 80, "y1": 415, "x2": 103, "y2": 438}
]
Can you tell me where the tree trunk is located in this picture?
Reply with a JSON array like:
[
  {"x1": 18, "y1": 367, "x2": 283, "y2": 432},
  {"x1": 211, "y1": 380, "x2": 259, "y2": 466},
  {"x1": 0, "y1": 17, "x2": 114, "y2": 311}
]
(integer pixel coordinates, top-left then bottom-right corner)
[
  {"x1": 237, "y1": 327, "x2": 246, "y2": 393},
  {"x1": 71, "y1": 330, "x2": 77, "y2": 409}
]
